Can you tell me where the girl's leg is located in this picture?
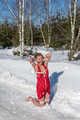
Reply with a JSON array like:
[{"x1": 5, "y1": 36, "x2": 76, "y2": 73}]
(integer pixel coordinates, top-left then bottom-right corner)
[
  {"x1": 45, "y1": 93, "x2": 50, "y2": 104},
  {"x1": 26, "y1": 96, "x2": 46, "y2": 107}
]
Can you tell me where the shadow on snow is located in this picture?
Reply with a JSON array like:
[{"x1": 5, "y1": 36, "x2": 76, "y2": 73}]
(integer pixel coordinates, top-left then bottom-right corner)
[{"x1": 49, "y1": 71, "x2": 64, "y2": 104}]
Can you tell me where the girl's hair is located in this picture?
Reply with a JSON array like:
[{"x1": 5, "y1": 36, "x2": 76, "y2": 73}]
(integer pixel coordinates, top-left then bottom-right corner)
[{"x1": 34, "y1": 53, "x2": 44, "y2": 59}]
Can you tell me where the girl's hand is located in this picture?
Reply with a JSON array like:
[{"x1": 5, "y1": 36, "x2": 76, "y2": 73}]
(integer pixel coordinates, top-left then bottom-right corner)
[
  {"x1": 45, "y1": 52, "x2": 52, "y2": 61},
  {"x1": 44, "y1": 52, "x2": 52, "y2": 65},
  {"x1": 29, "y1": 55, "x2": 35, "y2": 64},
  {"x1": 28, "y1": 55, "x2": 36, "y2": 69}
]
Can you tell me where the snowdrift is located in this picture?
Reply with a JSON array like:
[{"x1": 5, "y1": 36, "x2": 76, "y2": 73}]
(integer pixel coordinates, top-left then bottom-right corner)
[{"x1": 0, "y1": 58, "x2": 80, "y2": 119}]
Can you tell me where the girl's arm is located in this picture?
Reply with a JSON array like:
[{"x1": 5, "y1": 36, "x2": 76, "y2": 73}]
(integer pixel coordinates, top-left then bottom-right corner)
[
  {"x1": 29, "y1": 56, "x2": 39, "y2": 73},
  {"x1": 44, "y1": 52, "x2": 52, "y2": 66},
  {"x1": 29, "y1": 56, "x2": 36, "y2": 69},
  {"x1": 44, "y1": 57, "x2": 49, "y2": 66},
  {"x1": 30, "y1": 62, "x2": 36, "y2": 69}
]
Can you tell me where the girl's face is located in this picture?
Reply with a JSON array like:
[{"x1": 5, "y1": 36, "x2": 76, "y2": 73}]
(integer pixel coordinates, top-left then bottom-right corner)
[{"x1": 36, "y1": 55, "x2": 43, "y2": 64}]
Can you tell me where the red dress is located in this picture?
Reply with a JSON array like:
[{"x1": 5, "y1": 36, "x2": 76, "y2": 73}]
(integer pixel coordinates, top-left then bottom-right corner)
[{"x1": 36, "y1": 64, "x2": 50, "y2": 100}]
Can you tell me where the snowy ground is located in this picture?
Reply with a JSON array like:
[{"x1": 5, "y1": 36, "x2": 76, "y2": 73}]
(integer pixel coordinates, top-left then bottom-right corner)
[{"x1": 0, "y1": 49, "x2": 80, "y2": 120}]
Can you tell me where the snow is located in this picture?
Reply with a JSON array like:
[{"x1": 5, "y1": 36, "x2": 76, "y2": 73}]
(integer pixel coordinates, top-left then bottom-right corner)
[{"x1": 0, "y1": 49, "x2": 80, "y2": 120}]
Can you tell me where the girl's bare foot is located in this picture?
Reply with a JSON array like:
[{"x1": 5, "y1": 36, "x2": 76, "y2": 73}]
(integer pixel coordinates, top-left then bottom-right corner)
[
  {"x1": 26, "y1": 96, "x2": 33, "y2": 102},
  {"x1": 26, "y1": 96, "x2": 46, "y2": 107},
  {"x1": 33, "y1": 98, "x2": 46, "y2": 107}
]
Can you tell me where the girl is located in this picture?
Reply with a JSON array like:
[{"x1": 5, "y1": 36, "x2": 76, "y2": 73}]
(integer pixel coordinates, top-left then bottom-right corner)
[{"x1": 26, "y1": 52, "x2": 51, "y2": 107}]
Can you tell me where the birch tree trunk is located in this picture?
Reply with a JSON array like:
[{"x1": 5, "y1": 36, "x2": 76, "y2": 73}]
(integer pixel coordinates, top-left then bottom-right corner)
[
  {"x1": 74, "y1": 27, "x2": 80, "y2": 52},
  {"x1": 47, "y1": 0, "x2": 51, "y2": 47},
  {"x1": 18, "y1": 0, "x2": 24, "y2": 56},
  {"x1": 40, "y1": 23, "x2": 46, "y2": 46},
  {"x1": 29, "y1": 0, "x2": 33, "y2": 47},
  {"x1": 19, "y1": 0, "x2": 22, "y2": 56},
  {"x1": 21, "y1": 0, "x2": 24, "y2": 54},
  {"x1": 44, "y1": 0, "x2": 51, "y2": 47},
  {"x1": 69, "y1": 0, "x2": 77, "y2": 60}
]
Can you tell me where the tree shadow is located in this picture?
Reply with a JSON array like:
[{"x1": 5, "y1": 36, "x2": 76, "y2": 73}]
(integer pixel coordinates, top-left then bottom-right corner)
[{"x1": 49, "y1": 71, "x2": 64, "y2": 104}]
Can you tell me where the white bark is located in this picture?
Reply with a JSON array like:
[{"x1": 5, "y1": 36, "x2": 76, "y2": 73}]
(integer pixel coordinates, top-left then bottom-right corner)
[
  {"x1": 45, "y1": 0, "x2": 49, "y2": 46},
  {"x1": 40, "y1": 24, "x2": 46, "y2": 46},
  {"x1": 69, "y1": 0, "x2": 77, "y2": 59},
  {"x1": 19, "y1": 0, "x2": 22, "y2": 56},
  {"x1": 19, "y1": 0, "x2": 24, "y2": 56},
  {"x1": 75, "y1": 27, "x2": 80, "y2": 52},
  {"x1": 76, "y1": 27, "x2": 80, "y2": 44},
  {"x1": 48, "y1": 0, "x2": 51, "y2": 46},
  {"x1": 45, "y1": 0, "x2": 51, "y2": 47},
  {"x1": 21, "y1": 0, "x2": 24, "y2": 54},
  {"x1": 29, "y1": 0, "x2": 33, "y2": 47},
  {"x1": 71, "y1": 0, "x2": 77, "y2": 49}
]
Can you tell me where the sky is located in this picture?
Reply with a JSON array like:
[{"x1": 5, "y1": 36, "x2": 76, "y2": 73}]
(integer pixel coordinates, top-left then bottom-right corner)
[{"x1": 0, "y1": 0, "x2": 80, "y2": 25}]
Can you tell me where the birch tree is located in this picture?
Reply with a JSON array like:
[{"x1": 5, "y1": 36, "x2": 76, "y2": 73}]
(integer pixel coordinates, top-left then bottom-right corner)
[
  {"x1": 74, "y1": 27, "x2": 80, "y2": 52},
  {"x1": 1, "y1": 0, "x2": 25, "y2": 56},
  {"x1": 44, "y1": 0, "x2": 51, "y2": 47},
  {"x1": 69, "y1": 0, "x2": 77, "y2": 60},
  {"x1": 29, "y1": 0, "x2": 33, "y2": 47},
  {"x1": 18, "y1": 0, "x2": 25, "y2": 56}
]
